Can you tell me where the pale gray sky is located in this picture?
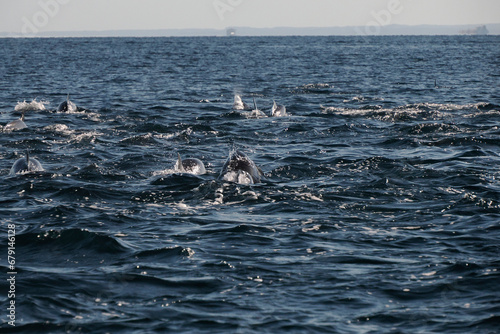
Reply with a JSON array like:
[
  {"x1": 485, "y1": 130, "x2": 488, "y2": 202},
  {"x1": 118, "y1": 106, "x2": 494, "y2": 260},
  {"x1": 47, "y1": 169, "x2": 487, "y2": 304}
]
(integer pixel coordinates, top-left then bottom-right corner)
[{"x1": 1, "y1": 0, "x2": 499, "y2": 35}]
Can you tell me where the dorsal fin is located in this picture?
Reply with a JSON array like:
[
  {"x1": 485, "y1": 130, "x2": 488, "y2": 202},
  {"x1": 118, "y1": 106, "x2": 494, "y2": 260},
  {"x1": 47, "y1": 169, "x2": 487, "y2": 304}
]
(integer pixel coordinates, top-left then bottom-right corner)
[
  {"x1": 253, "y1": 98, "x2": 258, "y2": 111},
  {"x1": 67, "y1": 93, "x2": 70, "y2": 102},
  {"x1": 26, "y1": 151, "x2": 30, "y2": 165},
  {"x1": 176, "y1": 153, "x2": 185, "y2": 173},
  {"x1": 21, "y1": 111, "x2": 25, "y2": 122}
]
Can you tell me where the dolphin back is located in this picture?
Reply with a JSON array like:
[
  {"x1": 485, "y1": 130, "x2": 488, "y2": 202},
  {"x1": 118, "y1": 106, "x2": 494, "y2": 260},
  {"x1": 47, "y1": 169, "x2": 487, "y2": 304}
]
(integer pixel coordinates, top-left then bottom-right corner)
[
  {"x1": 233, "y1": 95, "x2": 251, "y2": 110},
  {"x1": 219, "y1": 150, "x2": 262, "y2": 184},
  {"x1": 57, "y1": 100, "x2": 68, "y2": 112},
  {"x1": 10, "y1": 153, "x2": 44, "y2": 175},
  {"x1": 176, "y1": 153, "x2": 206, "y2": 175},
  {"x1": 58, "y1": 95, "x2": 76, "y2": 112}
]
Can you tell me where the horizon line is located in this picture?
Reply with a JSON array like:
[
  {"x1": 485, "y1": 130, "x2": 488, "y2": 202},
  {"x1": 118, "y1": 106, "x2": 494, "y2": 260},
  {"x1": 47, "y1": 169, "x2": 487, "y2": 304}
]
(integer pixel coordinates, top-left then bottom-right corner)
[{"x1": 1, "y1": 23, "x2": 499, "y2": 38}]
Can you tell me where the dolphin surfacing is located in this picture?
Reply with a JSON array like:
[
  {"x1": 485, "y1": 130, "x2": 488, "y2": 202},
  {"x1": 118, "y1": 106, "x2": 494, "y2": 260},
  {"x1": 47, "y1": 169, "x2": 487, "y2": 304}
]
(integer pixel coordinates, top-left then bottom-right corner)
[
  {"x1": 4, "y1": 112, "x2": 27, "y2": 132},
  {"x1": 233, "y1": 94, "x2": 251, "y2": 110},
  {"x1": 219, "y1": 149, "x2": 263, "y2": 184},
  {"x1": 10, "y1": 152, "x2": 44, "y2": 175},
  {"x1": 175, "y1": 153, "x2": 206, "y2": 175},
  {"x1": 58, "y1": 94, "x2": 77, "y2": 112},
  {"x1": 242, "y1": 98, "x2": 267, "y2": 119},
  {"x1": 271, "y1": 100, "x2": 287, "y2": 117}
]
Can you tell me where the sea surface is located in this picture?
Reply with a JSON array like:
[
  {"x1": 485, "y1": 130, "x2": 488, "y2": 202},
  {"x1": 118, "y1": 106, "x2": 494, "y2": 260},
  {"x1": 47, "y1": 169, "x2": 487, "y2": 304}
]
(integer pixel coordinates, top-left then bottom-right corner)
[{"x1": 0, "y1": 35, "x2": 499, "y2": 333}]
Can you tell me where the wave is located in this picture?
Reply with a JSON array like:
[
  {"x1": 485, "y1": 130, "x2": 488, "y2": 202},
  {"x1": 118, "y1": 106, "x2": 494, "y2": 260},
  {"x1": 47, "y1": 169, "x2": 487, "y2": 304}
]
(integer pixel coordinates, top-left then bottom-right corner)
[
  {"x1": 401, "y1": 122, "x2": 461, "y2": 135},
  {"x1": 17, "y1": 228, "x2": 130, "y2": 254},
  {"x1": 319, "y1": 102, "x2": 500, "y2": 122},
  {"x1": 291, "y1": 83, "x2": 333, "y2": 94},
  {"x1": 119, "y1": 133, "x2": 161, "y2": 146},
  {"x1": 135, "y1": 246, "x2": 195, "y2": 259},
  {"x1": 69, "y1": 130, "x2": 103, "y2": 145}
]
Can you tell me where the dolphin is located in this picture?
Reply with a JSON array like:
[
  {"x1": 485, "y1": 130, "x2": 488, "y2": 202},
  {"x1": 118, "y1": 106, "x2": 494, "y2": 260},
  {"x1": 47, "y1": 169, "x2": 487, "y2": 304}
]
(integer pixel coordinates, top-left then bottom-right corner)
[
  {"x1": 10, "y1": 152, "x2": 44, "y2": 175},
  {"x1": 175, "y1": 153, "x2": 206, "y2": 175},
  {"x1": 233, "y1": 94, "x2": 251, "y2": 110},
  {"x1": 244, "y1": 98, "x2": 267, "y2": 118},
  {"x1": 57, "y1": 94, "x2": 77, "y2": 112},
  {"x1": 4, "y1": 112, "x2": 27, "y2": 132},
  {"x1": 219, "y1": 149, "x2": 263, "y2": 184},
  {"x1": 271, "y1": 100, "x2": 287, "y2": 117}
]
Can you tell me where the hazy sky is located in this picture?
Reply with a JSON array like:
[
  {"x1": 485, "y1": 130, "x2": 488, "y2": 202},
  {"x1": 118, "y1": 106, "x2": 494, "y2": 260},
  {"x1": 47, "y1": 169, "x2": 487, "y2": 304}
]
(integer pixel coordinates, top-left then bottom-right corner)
[{"x1": 1, "y1": 0, "x2": 499, "y2": 35}]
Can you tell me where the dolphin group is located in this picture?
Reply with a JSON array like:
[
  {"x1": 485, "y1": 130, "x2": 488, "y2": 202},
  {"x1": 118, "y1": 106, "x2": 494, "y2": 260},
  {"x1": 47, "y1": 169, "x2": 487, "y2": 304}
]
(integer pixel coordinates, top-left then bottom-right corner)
[
  {"x1": 234, "y1": 95, "x2": 288, "y2": 117},
  {"x1": 245, "y1": 98, "x2": 268, "y2": 118},
  {"x1": 4, "y1": 94, "x2": 268, "y2": 185}
]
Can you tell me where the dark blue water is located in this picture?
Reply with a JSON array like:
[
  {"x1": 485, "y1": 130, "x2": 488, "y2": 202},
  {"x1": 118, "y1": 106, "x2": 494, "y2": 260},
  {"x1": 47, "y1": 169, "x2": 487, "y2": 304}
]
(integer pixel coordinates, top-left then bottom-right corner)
[{"x1": 1, "y1": 36, "x2": 499, "y2": 333}]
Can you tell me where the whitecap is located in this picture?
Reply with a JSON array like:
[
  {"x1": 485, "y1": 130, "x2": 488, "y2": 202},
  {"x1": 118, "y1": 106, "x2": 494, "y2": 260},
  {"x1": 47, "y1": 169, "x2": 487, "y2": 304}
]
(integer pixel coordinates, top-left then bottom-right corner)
[
  {"x1": 43, "y1": 124, "x2": 73, "y2": 136},
  {"x1": 14, "y1": 98, "x2": 49, "y2": 112}
]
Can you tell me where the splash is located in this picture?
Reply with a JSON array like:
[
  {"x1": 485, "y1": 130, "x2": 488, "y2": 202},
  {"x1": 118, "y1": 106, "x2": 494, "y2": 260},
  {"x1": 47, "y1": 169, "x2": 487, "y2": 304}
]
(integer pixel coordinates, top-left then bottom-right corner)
[
  {"x1": 43, "y1": 124, "x2": 73, "y2": 136},
  {"x1": 152, "y1": 168, "x2": 176, "y2": 177},
  {"x1": 14, "y1": 98, "x2": 49, "y2": 112}
]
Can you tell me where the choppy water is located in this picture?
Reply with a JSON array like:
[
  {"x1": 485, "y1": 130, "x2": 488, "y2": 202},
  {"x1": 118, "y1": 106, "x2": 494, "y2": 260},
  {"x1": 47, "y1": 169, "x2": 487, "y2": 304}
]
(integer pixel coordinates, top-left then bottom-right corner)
[{"x1": 1, "y1": 36, "x2": 499, "y2": 333}]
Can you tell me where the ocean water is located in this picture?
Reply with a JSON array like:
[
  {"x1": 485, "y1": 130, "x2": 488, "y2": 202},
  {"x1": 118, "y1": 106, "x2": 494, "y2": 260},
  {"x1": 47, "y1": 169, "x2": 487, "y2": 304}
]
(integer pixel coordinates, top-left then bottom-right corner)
[{"x1": 0, "y1": 35, "x2": 499, "y2": 333}]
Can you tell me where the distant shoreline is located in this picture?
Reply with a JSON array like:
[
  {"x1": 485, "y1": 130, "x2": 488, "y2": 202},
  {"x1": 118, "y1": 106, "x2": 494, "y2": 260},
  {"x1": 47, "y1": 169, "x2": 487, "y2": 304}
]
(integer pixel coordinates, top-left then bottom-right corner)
[{"x1": 1, "y1": 24, "x2": 499, "y2": 38}]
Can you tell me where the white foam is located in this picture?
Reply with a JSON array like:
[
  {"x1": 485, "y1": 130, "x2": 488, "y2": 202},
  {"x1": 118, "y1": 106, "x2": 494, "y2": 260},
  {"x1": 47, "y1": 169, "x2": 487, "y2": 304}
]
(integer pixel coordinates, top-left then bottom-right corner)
[
  {"x1": 302, "y1": 83, "x2": 331, "y2": 89},
  {"x1": 302, "y1": 224, "x2": 321, "y2": 233},
  {"x1": 43, "y1": 124, "x2": 73, "y2": 135},
  {"x1": 71, "y1": 131, "x2": 101, "y2": 144},
  {"x1": 152, "y1": 168, "x2": 176, "y2": 177},
  {"x1": 14, "y1": 99, "x2": 49, "y2": 112},
  {"x1": 320, "y1": 102, "x2": 495, "y2": 121}
]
